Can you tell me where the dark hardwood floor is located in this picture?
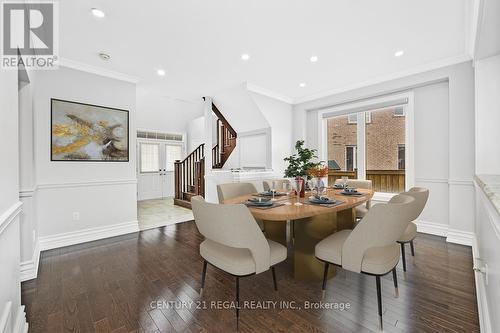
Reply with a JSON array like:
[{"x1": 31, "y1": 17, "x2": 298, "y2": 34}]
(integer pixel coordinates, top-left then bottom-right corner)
[{"x1": 22, "y1": 222, "x2": 480, "y2": 333}]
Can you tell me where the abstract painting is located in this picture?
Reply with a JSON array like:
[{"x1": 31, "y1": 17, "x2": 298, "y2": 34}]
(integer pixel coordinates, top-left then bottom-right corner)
[{"x1": 51, "y1": 99, "x2": 129, "y2": 161}]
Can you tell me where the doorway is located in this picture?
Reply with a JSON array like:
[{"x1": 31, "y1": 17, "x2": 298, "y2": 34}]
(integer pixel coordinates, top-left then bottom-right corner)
[{"x1": 136, "y1": 135, "x2": 193, "y2": 230}]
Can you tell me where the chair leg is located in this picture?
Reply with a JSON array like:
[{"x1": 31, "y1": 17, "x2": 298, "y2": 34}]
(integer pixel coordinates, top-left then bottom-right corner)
[
  {"x1": 410, "y1": 240, "x2": 415, "y2": 256},
  {"x1": 392, "y1": 268, "x2": 399, "y2": 298},
  {"x1": 271, "y1": 266, "x2": 278, "y2": 291},
  {"x1": 200, "y1": 260, "x2": 207, "y2": 296},
  {"x1": 236, "y1": 276, "x2": 240, "y2": 328},
  {"x1": 400, "y1": 243, "x2": 407, "y2": 272},
  {"x1": 376, "y1": 276, "x2": 383, "y2": 331},
  {"x1": 322, "y1": 262, "x2": 329, "y2": 299}
]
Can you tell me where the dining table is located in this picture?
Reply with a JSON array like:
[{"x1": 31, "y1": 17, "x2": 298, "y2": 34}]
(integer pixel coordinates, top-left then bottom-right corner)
[{"x1": 223, "y1": 188, "x2": 374, "y2": 282}]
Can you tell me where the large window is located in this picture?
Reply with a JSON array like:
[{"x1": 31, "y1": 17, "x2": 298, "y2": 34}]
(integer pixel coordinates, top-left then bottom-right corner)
[
  {"x1": 324, "y1": 99, "x2": 408, "y2": 194},
  {"x1": 326, "y1": 113, "x2": 358, "y2": 175},
  {"x1": 140, "y1": 143, "x2": 159, "y2": 173}
]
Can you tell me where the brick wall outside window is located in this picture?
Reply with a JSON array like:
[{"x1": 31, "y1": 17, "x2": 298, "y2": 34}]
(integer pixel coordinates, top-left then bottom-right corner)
[{"x1": 327, "y1": 108, "x2": 405, "y2": 171}]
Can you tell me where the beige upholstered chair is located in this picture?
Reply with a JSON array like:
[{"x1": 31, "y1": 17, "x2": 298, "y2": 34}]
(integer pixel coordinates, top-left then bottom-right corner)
[
  {"x1": 397, "y1": 187, "x2": 429, "y2": 271},
  {"x1": 335, "y1": 179, "x2": 372, "y2": 219},
  {"x1": 263, "y1": 179, "x2": 291, "y2": 192},
  {"x1": 191, "y1": 196, "x2": 287, "y2": 324},
  {"x1": 216, "y1": 182, "x2": 264, "y2": 230},
  {"x1": 315, "y1": 193, "x2": 416, "y2": 330}
]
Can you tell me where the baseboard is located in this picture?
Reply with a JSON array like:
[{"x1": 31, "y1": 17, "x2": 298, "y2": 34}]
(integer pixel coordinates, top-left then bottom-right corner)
[
  {"x1": 0, "y1": 303, "x2": 28, "y2": 333},
  {"x1": 39, "y1": 220, "x2": 139, "y2": 251},
  {"x1": 415, "y1": 220, "x2": 475, "y2": 246},
  {"x1": 472, "y1": 237, "x2": 492, "y2": 333},
  {"x1": 13, "y1": 306, "x2": 28, "y2": 333},
  {"x1": 415, "y1": 220, "x2": 449, "y2": 237},
  {"x1": 447, "y1": 228, "x2": 475, "y2": 246},
  {"x1": 20, "y1": 241, "x2": 40, "y2": 282}
]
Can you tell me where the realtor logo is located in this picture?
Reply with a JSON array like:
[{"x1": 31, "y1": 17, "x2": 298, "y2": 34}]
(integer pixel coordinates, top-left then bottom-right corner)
[{"x1": 1, "y1": 1, "x2": 58, "y2": 69}]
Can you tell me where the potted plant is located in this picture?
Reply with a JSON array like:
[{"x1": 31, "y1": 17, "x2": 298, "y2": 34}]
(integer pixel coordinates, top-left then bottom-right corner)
[{"x1": 284, "y1": 140, "x2": 320, "y2": 197}]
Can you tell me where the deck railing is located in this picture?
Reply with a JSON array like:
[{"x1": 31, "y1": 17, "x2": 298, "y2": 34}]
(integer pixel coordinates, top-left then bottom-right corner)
[{"x1": 328, "y1": 169, "x2": 405, "y2": 193}]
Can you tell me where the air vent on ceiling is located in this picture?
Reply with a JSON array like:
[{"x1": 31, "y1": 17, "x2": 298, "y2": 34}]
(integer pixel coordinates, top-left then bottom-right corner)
[{"x1": 137, "y1": 130, "x2": 183, "y2": 141}]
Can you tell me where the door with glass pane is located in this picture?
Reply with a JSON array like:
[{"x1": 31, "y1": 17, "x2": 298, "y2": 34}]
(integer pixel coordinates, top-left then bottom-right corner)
[{"x1": 137, "y1": 141, "x2": 183, "y2": 200}]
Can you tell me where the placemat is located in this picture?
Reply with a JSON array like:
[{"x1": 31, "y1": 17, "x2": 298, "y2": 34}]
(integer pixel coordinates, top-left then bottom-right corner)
[
  {"x1": 303, "y1": 200, "x2": 345, "y2": 208},
  {"x1": 244, "y1": 202, "x2": 286, "y2": 210}
]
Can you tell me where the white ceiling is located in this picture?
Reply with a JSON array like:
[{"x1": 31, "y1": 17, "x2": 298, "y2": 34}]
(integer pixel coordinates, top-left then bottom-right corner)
[{"x1": 59, "y1": 0, "x2": 468, "y2": 103}]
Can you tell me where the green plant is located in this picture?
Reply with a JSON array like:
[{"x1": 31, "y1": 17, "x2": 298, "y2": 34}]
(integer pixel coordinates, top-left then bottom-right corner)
[{"x1": 284, "y1": 140, "x2": 320, "y2": 179}]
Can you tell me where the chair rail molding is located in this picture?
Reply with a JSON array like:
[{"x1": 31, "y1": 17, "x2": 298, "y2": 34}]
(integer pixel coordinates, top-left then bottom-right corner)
[
  {"x1": 39, "y1": 220, "x2": 139, "y2": 251},
  {"x1": 37, "y1": 179, "x2": 137, "y2": 190},
  {"x1": 0, "y1": 201, "x2": 23, "y2": 235}
]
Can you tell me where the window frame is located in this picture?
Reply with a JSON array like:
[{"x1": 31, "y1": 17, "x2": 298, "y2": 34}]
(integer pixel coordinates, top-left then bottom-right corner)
[
  {"x1": 139, "y1": 142, "x2": 161, "y2": 174},
  {"x1": 318, "y1": 92, "x2": 414, "y2": 200}
]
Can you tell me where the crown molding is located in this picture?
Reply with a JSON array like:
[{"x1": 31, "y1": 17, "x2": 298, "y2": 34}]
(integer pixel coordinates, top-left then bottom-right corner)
[
  {"x1": 293, "y1": 54, "x2": 472, "y2": 104},
  {"x1": 58, "y1": 58, "x2": 140, "y2": 84},
  {"x1": 245, "y1": 82, "x2": 294, "y2": 104}
]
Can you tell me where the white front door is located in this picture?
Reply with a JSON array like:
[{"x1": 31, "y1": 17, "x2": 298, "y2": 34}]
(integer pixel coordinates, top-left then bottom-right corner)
[{"x1": 137, "y1": 141, "x2": 183, "y2": 200}]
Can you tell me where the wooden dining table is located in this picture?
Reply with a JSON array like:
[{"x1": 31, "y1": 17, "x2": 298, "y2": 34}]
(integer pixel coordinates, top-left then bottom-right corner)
[{"x1": 223, "y1": 188, "x2": 374, "y2": 282}]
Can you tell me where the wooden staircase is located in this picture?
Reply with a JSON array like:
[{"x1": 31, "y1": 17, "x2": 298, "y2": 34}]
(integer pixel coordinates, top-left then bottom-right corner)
[
  {"x1": 211, "y1": 103, "x2": 237, "y2": 168},
  {"x1": 174, "y1": 144, "x2": 205, "y2": 208},
  {"x1": 174, "y1": 102, "x2": 237, "y2": 208}
]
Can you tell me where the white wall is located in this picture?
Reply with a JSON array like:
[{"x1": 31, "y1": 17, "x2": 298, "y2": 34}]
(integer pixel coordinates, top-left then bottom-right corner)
[
  {"x1": 187, "y1": 116, "x2": 205, "y2": 153},
  {"x1": 251, "y1": 92, "x2": 293, "y2": 176},
  {"x1": 18, "y1": 69, "x2": 40, "y2": 282},
  {"x1": 136, "y1": 86, "x2": 203, "y2": 135},
  {"x1": 0, "y1": 67, "x2": 26, "y2": 332},
  {"x1": 475, "y1": 54, "x2": 500, "y2": 174},
  {"x1": 213, "y1": 83, "x2": 270, "y2": 133},
  {"x1": 293, "y1": 61, "x2": 475, "y2": 241},
  {"x1": 33, "y1": 67, "x2": 139, "y2": 248}
]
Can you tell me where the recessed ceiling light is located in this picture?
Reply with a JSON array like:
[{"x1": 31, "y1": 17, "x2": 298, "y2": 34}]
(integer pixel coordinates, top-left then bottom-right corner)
[
  {"x1": 91, "y1": 8, "x2": 105, "y2": 18},
  {"x1": 241, "y1": 54, "x2": 250, "y2": 61},
  {"x1": 394, "y1": 50, "x2": 404, "y2": 57},
  {"x1": 310, "y1": 56, "x2": 318, "y2": 63},
  {"x1": 98, "y1": 52, "x2": 110, "y2": 61},
  {"x1": 157, "y1": 69, "x2": 166, "y2": 76},
  {"x1": 299, "y1": 82, "x2": 306, "y2": 88}
]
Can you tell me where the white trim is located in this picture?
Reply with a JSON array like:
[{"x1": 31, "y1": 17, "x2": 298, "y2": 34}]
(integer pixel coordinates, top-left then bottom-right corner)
[
  {"x1": 318, "y1": 91, "x2": 415, "y2": 190},
  {"x1": 294, "y1": 54, "x2": 471, "y2": 104},
  {"x1": 448, "y1": 179, "x2": 474, "y2": 186},
  {"x1": 472, "y1": 236, "x2": 492, "y2": 333},
  {"x1": 415, "y1": 220, "x2": 449, "y2": 237},
  {"x1": 13, "y1": 306, "x2": 28, "y2": 333},
  {"x1": 37, "y1": 179, "x2": 137, "y2": 190},
  {"x1": 20, "y1": 240, "x2": 40, "y2": 282},
  {"x1": 446, "y1": 228, "x2": 475, "y2": 246},
  {"x1": 58, "y1": 58, "x2": 140, "y2": 83},
  {"x1": 0, "y1": 302, "x2": 11, "y2": 333},
  {"x1": 39, "y1": 220, "x2": 139, "y2": 251},
  {"x1": 414, "y1": 219, "x2": 476, "y2": 246},
  {"x1": 246, "y1": 82, "x2": 294, "y2": 104},
  {"x1": 19, "y1": 187, "x2": 37, "y2": 198},
  {"x1": 475, "y1": 180, "x2": 500, "y2": 242},
  {"x1": 0, "y1": 303, "x2": 28, "y2": 333},
  {"x1": 415, "y1": 178, "x2": 449, "y2": 184},
  {"x1": 0, "y1": 201, "x2": 23, "y2": 235}
]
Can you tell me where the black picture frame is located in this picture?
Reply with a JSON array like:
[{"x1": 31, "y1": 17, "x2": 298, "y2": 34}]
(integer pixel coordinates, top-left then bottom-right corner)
[{"x1": 50, "y1": 98, "x2": 130, "y2": 162}]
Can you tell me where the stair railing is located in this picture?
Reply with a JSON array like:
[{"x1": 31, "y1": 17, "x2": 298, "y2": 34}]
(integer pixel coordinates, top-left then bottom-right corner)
[{"x1": 174, "y1": 143, "x2": 205, "y2": 201}]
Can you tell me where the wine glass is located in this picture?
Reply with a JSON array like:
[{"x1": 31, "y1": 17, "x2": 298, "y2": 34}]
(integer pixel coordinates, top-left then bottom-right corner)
[
  {"x1": 294, "y1": 179, "x2": 302, "y2": 197},
  {"x1": 342, "y1": 176, "x2": 348, "y2": 189},
  {"x1": 271, "y1": 180, "x2": 277, "y2": 200}
]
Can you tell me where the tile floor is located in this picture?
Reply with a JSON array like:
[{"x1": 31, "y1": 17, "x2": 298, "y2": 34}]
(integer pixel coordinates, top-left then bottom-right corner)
[{"x1": 137, "y1": 197, "x2": 193, "y2": 230}]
